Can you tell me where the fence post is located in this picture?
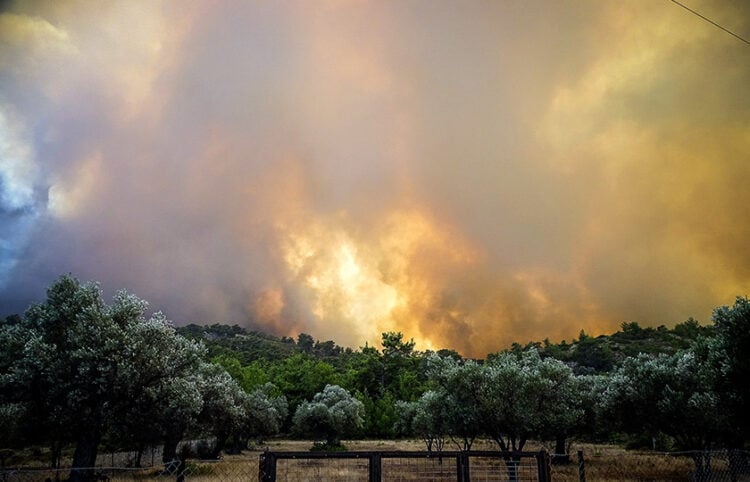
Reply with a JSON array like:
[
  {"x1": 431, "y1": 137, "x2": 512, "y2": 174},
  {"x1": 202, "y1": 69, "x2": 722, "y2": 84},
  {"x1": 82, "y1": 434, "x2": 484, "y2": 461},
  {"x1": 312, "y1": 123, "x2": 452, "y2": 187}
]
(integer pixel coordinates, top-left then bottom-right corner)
[
  {"x1": 577, "y1": 449, "x2": 586, "y2": 482},
  {"x1": 369, "y1": 453, "x2": 382, "y2": 482},
  {"x1": 537, "y1": 450, "x2": 551, "y2": 482},
  {"x1": 259, "y1": 450, "x2": 276, "y2": 482},
  {"x1": 457, "y1": 452, "x2": 470, "y2": 482},
  {"x1": 175, "y1": 457, "x2": 186, "y2": 482}
]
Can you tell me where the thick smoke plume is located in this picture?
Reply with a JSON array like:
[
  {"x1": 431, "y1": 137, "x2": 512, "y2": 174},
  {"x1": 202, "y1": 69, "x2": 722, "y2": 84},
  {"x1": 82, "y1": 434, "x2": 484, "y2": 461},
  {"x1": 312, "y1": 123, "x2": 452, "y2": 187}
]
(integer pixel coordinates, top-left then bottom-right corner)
[{"x1": 1, "y1": 1, "x2": 749, "y2": 356}]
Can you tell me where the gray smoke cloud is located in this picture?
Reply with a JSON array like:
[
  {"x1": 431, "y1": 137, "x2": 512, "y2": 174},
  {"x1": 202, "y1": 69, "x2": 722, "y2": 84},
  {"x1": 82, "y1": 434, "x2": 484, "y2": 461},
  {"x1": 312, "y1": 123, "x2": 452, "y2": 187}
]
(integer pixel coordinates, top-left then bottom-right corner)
[{"x1": 1, "y1": 1, "x2": 749, "y2": 356}]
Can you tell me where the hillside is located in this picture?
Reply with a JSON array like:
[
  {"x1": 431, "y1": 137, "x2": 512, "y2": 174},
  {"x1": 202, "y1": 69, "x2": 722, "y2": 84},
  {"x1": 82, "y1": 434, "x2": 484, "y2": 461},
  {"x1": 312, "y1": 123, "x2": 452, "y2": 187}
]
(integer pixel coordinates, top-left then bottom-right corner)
[{"x1": 177, "y1": 318, "x2": 714, "y2": 374}]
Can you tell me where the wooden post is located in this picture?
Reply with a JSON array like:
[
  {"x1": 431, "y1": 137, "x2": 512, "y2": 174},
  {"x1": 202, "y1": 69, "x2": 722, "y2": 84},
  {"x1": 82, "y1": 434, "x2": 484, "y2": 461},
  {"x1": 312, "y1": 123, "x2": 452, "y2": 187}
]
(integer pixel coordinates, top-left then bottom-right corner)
[
  {"x1": 577, "y1": 449, "x2": 586, "y2": 482},
  {"x1": 537, "y1": 450, "x2": 551, "y2": 482}
]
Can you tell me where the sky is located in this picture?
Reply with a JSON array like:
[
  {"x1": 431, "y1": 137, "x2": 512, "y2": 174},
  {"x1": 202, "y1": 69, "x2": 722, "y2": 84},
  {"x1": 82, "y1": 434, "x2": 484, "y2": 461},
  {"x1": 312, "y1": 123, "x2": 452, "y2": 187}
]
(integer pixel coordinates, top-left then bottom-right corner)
[{"x1": 1, "y1": 0, "x2": 749, "y2": 357}]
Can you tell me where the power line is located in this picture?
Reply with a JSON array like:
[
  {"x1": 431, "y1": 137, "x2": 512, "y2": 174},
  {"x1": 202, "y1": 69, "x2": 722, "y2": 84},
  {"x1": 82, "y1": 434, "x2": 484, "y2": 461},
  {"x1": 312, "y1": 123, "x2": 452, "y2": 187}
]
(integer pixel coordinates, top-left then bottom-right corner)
[{"x1": 670, "y1": 0, "x2": 750, "y2": 46}]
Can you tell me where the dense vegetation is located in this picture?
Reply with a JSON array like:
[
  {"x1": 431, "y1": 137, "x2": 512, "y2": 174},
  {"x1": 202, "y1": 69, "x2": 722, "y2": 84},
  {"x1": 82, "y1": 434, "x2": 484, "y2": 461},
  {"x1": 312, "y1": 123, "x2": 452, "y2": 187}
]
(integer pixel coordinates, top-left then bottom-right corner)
[{"x1": 1, "y1": 275, "x2": 748, "y2": 480}]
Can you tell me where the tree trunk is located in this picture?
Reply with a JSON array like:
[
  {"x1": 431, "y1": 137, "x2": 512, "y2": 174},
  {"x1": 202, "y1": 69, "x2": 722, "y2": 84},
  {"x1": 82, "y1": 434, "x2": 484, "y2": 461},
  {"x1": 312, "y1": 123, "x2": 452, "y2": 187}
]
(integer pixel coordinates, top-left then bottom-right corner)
[
  {"x1": 214, "y1": 429, "x2": 229, "y2": 456},
  {"x1": 135, "y1": 444, "x2": 144, "y2": 467},
  {"x1": 162, "y1": 429, "x2": 182, "y2": 464},
  {"x1": 516, "y1": 435, "x2": 527, "y2": 452},
  {"x1": 495, "y1": 438, "x2": 507, "y2": 452},
  {"x1": 552, "y1": 433, "x2": 571, "y2": 464},
  {"x1": 50, "y1": 440, "x2": 63, "y2": 470},
  {"x1": 69, "y1": 430, "x2": 101, "y2": 482},
  {"x1": 326, "y1": 435, "x2": 341, "y2": 447}
]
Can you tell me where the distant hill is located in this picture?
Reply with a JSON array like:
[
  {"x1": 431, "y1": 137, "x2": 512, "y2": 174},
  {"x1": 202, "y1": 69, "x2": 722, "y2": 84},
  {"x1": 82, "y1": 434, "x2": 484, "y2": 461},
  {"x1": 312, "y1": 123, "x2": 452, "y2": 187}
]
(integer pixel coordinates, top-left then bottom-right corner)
[
  {"x1": 177, "y1": 317, "x2": 714, "y2": 374},
  {"x1": 176, "y1": 323, "x2": 349, "y2": 364},
  {"x1": 508, "y1": 318, "x2": 714, "y2": 374}
]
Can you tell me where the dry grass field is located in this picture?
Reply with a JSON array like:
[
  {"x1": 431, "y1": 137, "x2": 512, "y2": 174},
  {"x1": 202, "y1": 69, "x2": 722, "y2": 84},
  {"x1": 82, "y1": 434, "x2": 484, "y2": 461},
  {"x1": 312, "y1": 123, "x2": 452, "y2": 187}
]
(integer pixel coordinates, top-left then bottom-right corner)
[
  {"x1": 3, "y1": 439, "x2": 747, "y2": 481},
  {"x1": 245, "y1": 439, "x2": 746, "y2": 481}
]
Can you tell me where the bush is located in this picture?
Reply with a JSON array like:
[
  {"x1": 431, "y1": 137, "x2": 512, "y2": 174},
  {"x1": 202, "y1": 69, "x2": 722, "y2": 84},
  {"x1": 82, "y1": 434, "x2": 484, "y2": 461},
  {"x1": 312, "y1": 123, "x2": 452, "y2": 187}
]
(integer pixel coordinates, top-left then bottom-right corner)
[{"x1": 310, "y1": 441, "x2": 348, "y2": 452}]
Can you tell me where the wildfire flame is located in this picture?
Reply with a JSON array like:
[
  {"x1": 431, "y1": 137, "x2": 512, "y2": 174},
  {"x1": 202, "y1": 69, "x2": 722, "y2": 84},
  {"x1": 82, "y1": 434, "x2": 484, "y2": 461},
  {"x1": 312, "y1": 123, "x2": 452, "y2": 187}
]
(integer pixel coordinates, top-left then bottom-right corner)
[{"x1": 274, "y1": 206, "x2": 480, "y2": 351}]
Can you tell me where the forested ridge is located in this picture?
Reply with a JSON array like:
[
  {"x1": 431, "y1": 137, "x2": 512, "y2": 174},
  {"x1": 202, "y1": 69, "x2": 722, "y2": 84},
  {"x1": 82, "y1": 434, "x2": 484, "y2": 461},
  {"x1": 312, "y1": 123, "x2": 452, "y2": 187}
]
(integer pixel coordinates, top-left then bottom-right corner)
[
  {"x1": 177, "y1": 317, "x2": 712, "y2": 374},
  {"x1": 1, "y1": 276, "x2": 748, "y2": 480}
]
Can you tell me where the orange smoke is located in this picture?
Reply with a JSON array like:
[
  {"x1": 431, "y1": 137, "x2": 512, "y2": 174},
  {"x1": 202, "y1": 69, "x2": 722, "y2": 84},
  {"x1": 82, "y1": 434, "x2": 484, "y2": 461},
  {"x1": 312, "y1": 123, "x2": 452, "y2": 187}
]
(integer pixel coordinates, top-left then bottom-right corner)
[
  {"x1": 269, "y1": 202, "x2": 476, "y2": 352},
  {"x1": 244, "y1": 172, "x2": 610, "y2": 357}
]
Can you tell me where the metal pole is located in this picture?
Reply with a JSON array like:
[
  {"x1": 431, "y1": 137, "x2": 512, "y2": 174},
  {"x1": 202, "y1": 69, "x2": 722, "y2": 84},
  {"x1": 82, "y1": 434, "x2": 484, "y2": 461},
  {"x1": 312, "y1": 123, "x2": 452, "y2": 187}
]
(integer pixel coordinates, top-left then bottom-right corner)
[
  {"x1": 537, "y1": 450, "x2": 551, "y2": 482},
  {"x1": 259, "y1": 450, "x2": 276, "y2": 482},
  {"x1": 458, "y1": 452, "x2": 471, "y2": 482},
  {"x1": 369, "y1": 453, "x2": 382, "y2": 482}
]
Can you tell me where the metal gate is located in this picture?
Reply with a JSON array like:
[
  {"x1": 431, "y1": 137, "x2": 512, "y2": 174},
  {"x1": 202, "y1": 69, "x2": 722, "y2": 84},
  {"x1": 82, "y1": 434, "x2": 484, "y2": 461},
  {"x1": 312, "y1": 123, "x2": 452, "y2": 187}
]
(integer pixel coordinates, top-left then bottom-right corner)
[{"x1": 258, "y1": 449, "x2": 551, "y2": 482}]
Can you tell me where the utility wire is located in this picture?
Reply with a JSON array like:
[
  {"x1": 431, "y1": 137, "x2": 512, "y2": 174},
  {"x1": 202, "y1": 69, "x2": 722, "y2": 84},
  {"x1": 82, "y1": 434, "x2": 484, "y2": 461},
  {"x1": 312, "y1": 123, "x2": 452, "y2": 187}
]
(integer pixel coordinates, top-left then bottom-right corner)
[{"x1": 671, "y1": 0, "x2": 750, "y2": 46}]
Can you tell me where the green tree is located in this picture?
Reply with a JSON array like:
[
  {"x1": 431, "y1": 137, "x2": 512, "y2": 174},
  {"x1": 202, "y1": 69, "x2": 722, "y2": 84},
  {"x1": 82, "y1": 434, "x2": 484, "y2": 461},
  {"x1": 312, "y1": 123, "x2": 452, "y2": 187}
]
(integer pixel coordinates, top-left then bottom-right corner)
[
  {"x1": 380, "y1": 332, "x2": 424, "y2": 401},
  {"x1": 411, "y1": 391, "x2": 448, "y2": 452},
  {"x1": 212, "y1": 354, "x2": 268, "y2": 392},
  {"x1": 292, "y1": 384, "x2": 364, "y2": 447},
  {"x1": 0, "y1": 276, "x2": 206, "y2": 481},
  {"x1": 426, "y1": 356, "x2": 484, "y2": 451},
  {"x1": 570, "y1": 335, "x2": 614, "y2": 373},
  {"x1": 297, "y1": 333, "x2": 315, "y2": 353},
  {"x1": 267, "y1": 353, "x2": 337, "y2": 422},
  {"x1": 481, "y1": 351, "x2": 556, "y2": 452},
  {"x1": 381, "y1": 331, "x2": 415, "y2": 357},
  {"x1": 356, "y1": 390, "x2": 398, "y2": 438},
  {"x1": 711, "y1": 297, "x2": 750, "y2": 446},
  {"x1": 480, "y1": 351, "x2": 579, "y2": 479},
  {"x1": 535, "y1": 359, "x2": 586, "y2": 463},
  {"x1": 195, "y1": 364, "x2": 284, "y2": 455},
  {"x1": 602, "y1": 350, "x2": 726, "y2": 479},
  {"x1": 339, "y1": 345, "x2": 385, "y2": 397},
  {"x1": 0, "y1": 321, "x2": 32, "y2": 452}
]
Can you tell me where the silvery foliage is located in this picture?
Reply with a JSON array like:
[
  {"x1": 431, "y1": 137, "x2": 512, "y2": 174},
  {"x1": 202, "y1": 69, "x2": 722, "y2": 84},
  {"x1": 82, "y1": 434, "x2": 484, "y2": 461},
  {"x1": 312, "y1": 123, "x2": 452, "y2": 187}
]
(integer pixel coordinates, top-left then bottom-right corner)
[
  {"x1": 292, "y1": 384, "x2": 364, "y2": 442},
  {"x1": 254, "y1": 382, "x2": 288, "y2": 432},
  {"x1": 407, "y1": 350, "x2": 581, "y2": 453},
  {"x1": 393, "y1": 399, "x2": 417, "y2": 437},
  {"x1": 411, "y1": 390, "x2": 449, "y2": 452},
  {"x1": 479, "y1": 350, "x2": 579, "y2": 451},
  {"x1": 197, "y1": 364, "x2": 285, "y2": 438},
  {"x1": 0, "y1": 276, "x2": 207, "y2": 451},
  {"x1": 424, "y1": 356, "x2": 484, "y2": 451},
  {"x1": 0, "y1": 275, "x2": 288, "y2": 462},
  {"x1": 710, "y1": 296, "x2": 750, "y2": 442},
  {"x1": 601, "y1": 350, "x2": 724, "y2": 450}
]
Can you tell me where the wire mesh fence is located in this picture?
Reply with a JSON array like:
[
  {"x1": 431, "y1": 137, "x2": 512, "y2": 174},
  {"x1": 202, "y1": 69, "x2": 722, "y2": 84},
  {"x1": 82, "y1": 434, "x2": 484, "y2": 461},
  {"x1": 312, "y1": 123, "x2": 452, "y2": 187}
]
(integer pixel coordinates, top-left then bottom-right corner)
[
  {"x1": 549, "y1": 448, "x2": 750, "y2": 482},
  {"x1": 0, "y1": 458, "x2": 254, "y2": 482},
  {"x1": 274, "y1": 456, "x2": 370, "y2": 482},
  {"x1": 5, "y1": 446, "x2": 748, "y2": 481},
  {"x1": 259, "y1": 450, "x2": 551, "y2": 482},
  {"x1": 467, "y1": 455, "x2": 543, "y2": 482},
  {"x1": 380, "y1": 454, "x2": 460, "y2": 481}
]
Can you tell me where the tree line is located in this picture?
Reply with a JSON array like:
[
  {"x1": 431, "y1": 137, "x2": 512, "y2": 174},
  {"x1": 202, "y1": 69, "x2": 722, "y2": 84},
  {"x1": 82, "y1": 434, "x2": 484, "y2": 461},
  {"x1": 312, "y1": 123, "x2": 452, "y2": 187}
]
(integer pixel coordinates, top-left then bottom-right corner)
[{"x1": 1, "y1": 275, "x2": 748, "y2": 480}]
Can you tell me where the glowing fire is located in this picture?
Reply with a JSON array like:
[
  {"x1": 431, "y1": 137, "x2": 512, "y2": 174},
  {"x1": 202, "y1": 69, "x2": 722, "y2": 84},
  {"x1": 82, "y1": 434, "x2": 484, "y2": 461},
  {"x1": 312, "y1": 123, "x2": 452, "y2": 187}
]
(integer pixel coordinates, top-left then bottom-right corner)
[{"x1": 276, "y1": 206, "x2": 480, "y2": 351}]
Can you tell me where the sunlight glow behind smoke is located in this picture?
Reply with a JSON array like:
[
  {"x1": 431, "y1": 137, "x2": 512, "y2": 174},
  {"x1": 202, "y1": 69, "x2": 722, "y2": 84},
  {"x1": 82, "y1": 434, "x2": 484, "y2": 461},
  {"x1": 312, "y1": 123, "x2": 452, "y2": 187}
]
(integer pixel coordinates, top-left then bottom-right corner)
[
  {"x1": 274, "y1": 206, "x2": 481, "y2": 351},
  {"x1": 1, "y1": 1, "x2": 749, "y2": 357}
]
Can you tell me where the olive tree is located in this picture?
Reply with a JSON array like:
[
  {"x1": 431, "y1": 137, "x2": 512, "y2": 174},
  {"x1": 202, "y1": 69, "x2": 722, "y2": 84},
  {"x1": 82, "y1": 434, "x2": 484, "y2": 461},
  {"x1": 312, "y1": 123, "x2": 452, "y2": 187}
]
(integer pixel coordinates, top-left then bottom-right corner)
[
  {"x1": 711, "y1": 297, "x2": 750, "y2": 446},
  {"x1": 243, "y1": 383, "x2": 288, "y2": 442},
  {"x1": 426, "y1": 356, "x2": 484, "y2": 451},
  {"x1": 411, "y1": 390, "x2": 449, "y2": 452},
  {"x1": 0, "y1": 276, "x2": 206, "y2": 480},
  {"x1": 601, "y1": 350, "x2": 726, "y2": 480},
  {"x1": 481, "y1": 350, "x2": 575, "y2": 453},
  {"x1": 195, "y1": 365, "x2": 286, "y2": 456},
  {"x1": 534, "y1": 357, "x2": 586, "y2": 463},
  {"x1": 0, "y1": 322, "x2": 35, "y2": 453},
  {"x1": 292, "y1": 384, "x2": 364, "y2": 447}
]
